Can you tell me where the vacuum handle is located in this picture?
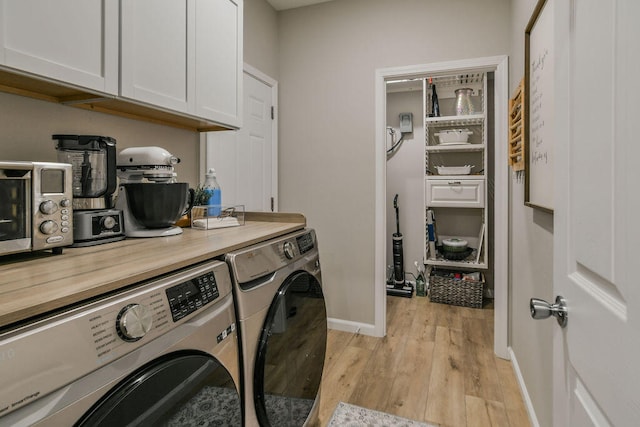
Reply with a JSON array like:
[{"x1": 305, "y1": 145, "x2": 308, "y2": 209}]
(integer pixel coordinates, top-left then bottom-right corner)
[{"x1": 393, "y1": 194, "x2": 400, "y2": 235}]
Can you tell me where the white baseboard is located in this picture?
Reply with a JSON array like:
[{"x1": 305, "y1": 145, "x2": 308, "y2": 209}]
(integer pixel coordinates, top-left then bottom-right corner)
[
  {"x1": 508, "y1": 347, "x2": 541, "y2": 427},
  {"x1": 327, "y1": 317, "x2": 379, "y2": 336}
]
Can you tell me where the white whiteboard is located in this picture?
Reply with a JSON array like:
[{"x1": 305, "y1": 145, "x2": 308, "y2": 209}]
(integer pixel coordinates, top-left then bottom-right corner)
[{"x1": 525, "y1": 0, "x2": 554, "y2": 212}]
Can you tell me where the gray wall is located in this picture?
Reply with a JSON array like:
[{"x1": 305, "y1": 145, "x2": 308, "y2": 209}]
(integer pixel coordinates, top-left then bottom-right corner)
[
  {"x1": 0, "y1": 93, "x2": 200, "y2": 185},
  {"x1": 244, "y1": 0, "x2": 279, "y2": 79},
  {"x1": 277, "y1": 0, "x2": 510, "y2": 327},
  {"x1": 508, "y1": 0, "x2": 554, "y2": 425},
  {"x1": 385, "y1": 90, "x2": 423, "y2": 277}
]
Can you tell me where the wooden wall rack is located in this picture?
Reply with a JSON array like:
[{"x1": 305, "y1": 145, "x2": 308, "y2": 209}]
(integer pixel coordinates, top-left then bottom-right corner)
[{"x1": 508, "y1": 78, "x2": 525, "y2": 171}]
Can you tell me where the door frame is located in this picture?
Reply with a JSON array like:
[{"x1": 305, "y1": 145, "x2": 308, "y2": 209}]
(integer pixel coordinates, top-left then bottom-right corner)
[
  {"x1": 374, "y1": 55, "x2": 510, "y2": 358},
  {"x1": 199, "y1": 63, "x2": 279, "y2": 211}
]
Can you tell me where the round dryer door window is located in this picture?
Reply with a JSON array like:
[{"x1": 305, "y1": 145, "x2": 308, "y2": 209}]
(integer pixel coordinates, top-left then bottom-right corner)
[{"x1": 253, "y1": 271, "x2": 327, "y2": 426}]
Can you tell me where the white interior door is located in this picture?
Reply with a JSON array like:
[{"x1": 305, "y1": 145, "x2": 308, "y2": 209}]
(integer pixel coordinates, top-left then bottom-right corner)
[
  {"x1": 205, "y1": 68, "x2": 276, "y2": 211},
  {"x1": 552, "y1": 0, "x2": 640, "y2": 425}
]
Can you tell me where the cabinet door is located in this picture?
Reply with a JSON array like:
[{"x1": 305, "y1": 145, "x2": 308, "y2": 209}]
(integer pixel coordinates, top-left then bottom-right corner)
[
  {"x1": 120, "y1": 0, "x2": 194, "y2": 113},
  {"x1": 194, "y1": 0, "x2": 242, "y2": 128},
  {"x1": 0, "y1": 0, "x2": 118, "y2": 94}
]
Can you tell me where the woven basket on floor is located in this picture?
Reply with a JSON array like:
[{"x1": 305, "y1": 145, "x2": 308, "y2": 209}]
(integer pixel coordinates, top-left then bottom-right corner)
[{"x1": 428, "y1": 272, "x2": 484, "y2": 308}]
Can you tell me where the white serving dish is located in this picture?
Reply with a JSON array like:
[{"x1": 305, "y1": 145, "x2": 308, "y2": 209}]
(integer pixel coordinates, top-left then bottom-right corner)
[
  {"x1": 435, "y1": 165, "x2": 474, "y2": 175},
  {"x1": 434, "y1": 129, "x2": 473, "y2": 144}
]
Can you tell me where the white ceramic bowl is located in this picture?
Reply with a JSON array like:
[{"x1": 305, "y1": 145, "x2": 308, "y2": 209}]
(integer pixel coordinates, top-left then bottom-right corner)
[
  {"x1": 434, "y1": 129, "x2": 473, "y2": 144},
  {"x1": 435, "y1": 165, "x2": 474, "y2": 175}
]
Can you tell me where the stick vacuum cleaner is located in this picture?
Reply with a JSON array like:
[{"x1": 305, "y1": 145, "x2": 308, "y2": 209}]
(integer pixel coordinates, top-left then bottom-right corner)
[{"x1": 387, "y1": 194, "x2": 413, "y2": 298}]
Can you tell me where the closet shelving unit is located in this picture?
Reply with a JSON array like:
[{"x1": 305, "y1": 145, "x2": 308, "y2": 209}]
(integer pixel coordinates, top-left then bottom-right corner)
[{"x1": 423, "y1": 73, "x2": 489, "y2": 270}]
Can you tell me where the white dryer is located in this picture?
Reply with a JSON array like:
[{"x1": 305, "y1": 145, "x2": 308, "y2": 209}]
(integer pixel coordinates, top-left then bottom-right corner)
[{"x1": 225, "y1": 228, "x2": 327, "y2": 427}]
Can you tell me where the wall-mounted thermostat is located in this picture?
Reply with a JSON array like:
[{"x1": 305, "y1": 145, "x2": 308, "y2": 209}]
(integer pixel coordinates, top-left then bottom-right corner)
[{"x1": 399, "y1": 112, "x2": 413, "y2": 133}]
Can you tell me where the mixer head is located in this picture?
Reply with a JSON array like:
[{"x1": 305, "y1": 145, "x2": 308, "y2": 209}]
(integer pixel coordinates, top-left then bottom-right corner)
[{"x1": 117, "y1": 146, "x2": 180, "y2": 183}]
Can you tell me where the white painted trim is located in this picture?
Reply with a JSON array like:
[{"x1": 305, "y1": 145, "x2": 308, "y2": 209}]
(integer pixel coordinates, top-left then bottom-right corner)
[
  {"x1": 199, "y1": 133, "x2": 207, "y2": 184},
  {"x1": 493, "y1": 56, "x2": 510, "y2": 359},
  {"x1": 373, "y1": 68, "x2": 387, "y2": 338},
  {"x1": 374, "y1": 55, "x2": 510, "y2": 357},
  {"x1": 328, "y1": 317, "x2": 377, "y2": 336},
  {"x1": 509, "y1": 347, "x2": 541, "y2": 427},
  {"x1": 243, "y1": 63, "x2": 275, "y2": 86}
]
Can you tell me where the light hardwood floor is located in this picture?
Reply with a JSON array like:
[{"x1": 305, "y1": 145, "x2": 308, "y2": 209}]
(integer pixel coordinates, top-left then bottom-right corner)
[{"x1": 317, "y1": 296, "x2": 531, "y2": 427}]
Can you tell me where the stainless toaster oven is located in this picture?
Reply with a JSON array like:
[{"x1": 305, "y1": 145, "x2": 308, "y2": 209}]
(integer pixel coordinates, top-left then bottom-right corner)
[{"x1": 0, "y1": 161, "x2": 73, "y2": 256}]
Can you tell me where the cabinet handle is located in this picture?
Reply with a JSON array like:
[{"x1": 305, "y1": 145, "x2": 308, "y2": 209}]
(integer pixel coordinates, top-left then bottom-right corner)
[{"x1": 448, "y1": 181, "x2": 462, "y2": 185}]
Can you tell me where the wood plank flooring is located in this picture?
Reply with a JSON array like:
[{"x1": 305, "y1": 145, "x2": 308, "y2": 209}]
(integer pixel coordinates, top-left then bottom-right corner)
[{"x1": 317, "y1": 296, "x2": 531, "y2": 427}]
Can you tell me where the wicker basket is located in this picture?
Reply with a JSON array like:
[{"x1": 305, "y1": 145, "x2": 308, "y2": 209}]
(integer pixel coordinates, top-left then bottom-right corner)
[{"x1": 428, "y1": 271, "x2": 484, "y2": 308}]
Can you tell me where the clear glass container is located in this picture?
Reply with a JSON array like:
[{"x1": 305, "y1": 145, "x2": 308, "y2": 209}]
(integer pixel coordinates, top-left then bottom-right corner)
[{"x1": 53, "y1": 135, "x2": 116, "y2": 200}]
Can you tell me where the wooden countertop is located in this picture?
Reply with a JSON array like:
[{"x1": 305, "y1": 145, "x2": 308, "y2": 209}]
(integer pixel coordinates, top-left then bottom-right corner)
[{"x1": 0, "y1": 212, "x2": 305, "y2": 330}]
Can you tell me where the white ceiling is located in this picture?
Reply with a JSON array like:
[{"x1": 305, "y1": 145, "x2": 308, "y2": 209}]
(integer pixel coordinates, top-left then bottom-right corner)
[{"x1": 266, "y1": 0, "x2": 334, "y2": 11}]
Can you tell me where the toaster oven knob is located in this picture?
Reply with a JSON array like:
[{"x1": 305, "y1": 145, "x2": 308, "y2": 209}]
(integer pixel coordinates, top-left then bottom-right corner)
[
  {"x1": 116, "y1": 304, "x2": 153, "y2": 342},
  {"x1": 39, "y1": 200, "x2": 59, "y2": 215},
  {"x1": 60, "y1": 198, "x2": 71, "y2": 208},
  {"x1": 39, "y1": 220, "x2": 59, "y2": 235}
]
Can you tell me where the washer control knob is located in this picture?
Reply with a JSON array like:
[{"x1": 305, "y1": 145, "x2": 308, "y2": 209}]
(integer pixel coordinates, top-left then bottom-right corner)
[
  {"x1": 283, "y1": 241, "x2": 295, "y2": 259},
  {"x1": 116, "y1": 304, "x2": 153, "y2": 342},
  {"x1": 39, "y1": 200, "x2": 58, "y2": 215}
]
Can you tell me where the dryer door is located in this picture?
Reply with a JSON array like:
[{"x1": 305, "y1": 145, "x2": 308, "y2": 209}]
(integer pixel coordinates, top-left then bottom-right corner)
[
  {"x1": 254, "y1": 271, "x2": 327, "y2": 426},
  {"x1": 75, "y1": 351, "x2": 241, "y2": 426}
]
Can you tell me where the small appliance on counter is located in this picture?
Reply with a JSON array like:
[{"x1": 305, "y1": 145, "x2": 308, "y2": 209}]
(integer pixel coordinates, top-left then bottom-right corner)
[
  {"x1": 54, "y1": 135, "x2": 125, "y2": 247},
  {"x1": 0, "y1": 161, "x2": 73, "y2": 256},
  {"x1": 115, "y1": 146, "x2": 193, "y2": 238}
]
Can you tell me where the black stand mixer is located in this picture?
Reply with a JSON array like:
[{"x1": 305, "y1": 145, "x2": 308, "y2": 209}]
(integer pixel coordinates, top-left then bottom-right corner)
[{"x1": 53, "y1": 135, "x2": 125, "y2": 247}]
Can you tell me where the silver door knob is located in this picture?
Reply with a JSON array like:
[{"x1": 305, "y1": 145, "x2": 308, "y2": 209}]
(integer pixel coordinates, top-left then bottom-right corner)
[{"x1": 530, "y1": 296, "x2": 568, "y2": 328}]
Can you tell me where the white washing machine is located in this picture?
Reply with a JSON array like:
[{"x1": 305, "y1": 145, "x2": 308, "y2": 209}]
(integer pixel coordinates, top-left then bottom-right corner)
[
  {"x1": 0, "y1": 260, "x2": 241, "y2": 426},
  {"x1": 225, "y1": 228, "x2": 327, "y2": 427}
]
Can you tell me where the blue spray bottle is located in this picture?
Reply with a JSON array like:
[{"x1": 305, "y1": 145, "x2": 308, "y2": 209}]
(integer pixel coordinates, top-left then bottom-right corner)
[{"x1": 203, "y1": 168, "x2": 221, "y2": 216}]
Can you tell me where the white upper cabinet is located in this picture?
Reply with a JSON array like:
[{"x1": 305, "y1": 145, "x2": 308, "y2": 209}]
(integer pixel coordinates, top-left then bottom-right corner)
[
  {"x1": 120, "y1": 0, "x2": 192, "y2": 114},
  {"x1": 194, "y1": 0, "x2": 242, "y2": 128},
  {"x1": 0, "y1": 0, "x2": 242, "y2": 130},
  {"x1": 0, "y1": 0, "x2": 118, "y2": 94},
  {"x1": 121, "y1": 0, "x2": 242, "y2": 128}
]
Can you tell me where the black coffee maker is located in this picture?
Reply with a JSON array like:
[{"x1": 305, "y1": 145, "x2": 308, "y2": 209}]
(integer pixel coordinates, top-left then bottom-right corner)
[{"x1": 53, "y1": 134, "x2": 125, "y2": 246}]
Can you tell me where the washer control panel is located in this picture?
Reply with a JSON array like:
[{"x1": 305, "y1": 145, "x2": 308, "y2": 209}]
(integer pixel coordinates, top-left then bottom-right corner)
[
  {"x1": 296, "y1": 232, "x2": 315, "y2": 254},
  {"x1": 166, "y1": 271, "x2": 220, "y2": 322},
  {"x1": 227, "y1": 229, "x2": 318, "y2": 286}
]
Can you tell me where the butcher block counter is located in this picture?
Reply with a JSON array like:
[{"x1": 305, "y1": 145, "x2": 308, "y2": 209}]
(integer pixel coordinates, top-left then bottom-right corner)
[{"x1": 0, "y1": 212, "x2": 305, "y2": 330}]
